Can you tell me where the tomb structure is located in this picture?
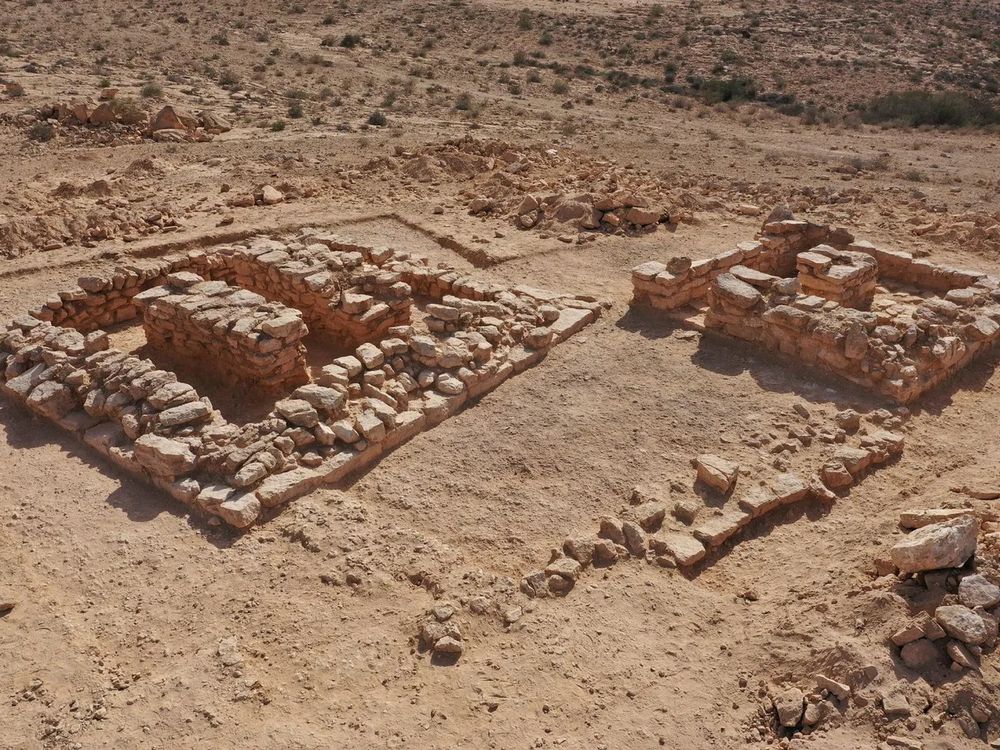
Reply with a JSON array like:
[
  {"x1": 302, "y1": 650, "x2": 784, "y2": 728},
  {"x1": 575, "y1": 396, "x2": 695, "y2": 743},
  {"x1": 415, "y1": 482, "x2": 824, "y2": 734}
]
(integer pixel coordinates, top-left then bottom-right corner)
[
  {"x1": 631, "y1": 218, "x2": 1000, "y2": 402},
  {"x1": 0, "y1": 229, "x2": 600, "y2": 528}
]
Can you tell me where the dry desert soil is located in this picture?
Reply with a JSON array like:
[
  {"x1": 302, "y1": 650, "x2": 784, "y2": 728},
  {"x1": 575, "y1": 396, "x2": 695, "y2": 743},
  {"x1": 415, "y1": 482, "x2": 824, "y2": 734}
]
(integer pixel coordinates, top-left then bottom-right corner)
[{"x1": 2, "y1": 1, "x2": 1000, "y2": 748}]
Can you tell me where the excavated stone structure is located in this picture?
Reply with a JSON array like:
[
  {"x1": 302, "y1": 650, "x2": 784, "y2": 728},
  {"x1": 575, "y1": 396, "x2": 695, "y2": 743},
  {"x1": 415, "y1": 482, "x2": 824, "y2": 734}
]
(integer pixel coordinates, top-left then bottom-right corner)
[
  {"x1": 0, "y1": 229, "x2": 600, "y2": 528},
  {"x1": 632, "y1": 218, "x2": 1000, "y2": 403},
  {"x1": 134, "y1": 273, "x2": 309, "y2": 392}
]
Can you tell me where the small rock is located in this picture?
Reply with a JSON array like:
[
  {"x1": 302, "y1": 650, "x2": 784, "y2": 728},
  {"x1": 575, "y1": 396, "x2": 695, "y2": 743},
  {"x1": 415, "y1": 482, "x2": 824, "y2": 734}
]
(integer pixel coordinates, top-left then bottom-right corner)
[
  {"x1": 959, "y1": 574, "x2": 1000, "y2": 609},
  {"x1": 694, "y1": 454, "x2": 740, "y2": 494},
  {"x1": 946, "y1": 639, "x2": 977, "y2": 669},
  {"x1": 772, "y1": 687, "x2": 804, "y2": 727},
  {"x1": 899, "y1": 638, "x2": 941, "y2": 670},
  {"x1": 936, "y1": 605, "x2": 989, "y2": 645}
]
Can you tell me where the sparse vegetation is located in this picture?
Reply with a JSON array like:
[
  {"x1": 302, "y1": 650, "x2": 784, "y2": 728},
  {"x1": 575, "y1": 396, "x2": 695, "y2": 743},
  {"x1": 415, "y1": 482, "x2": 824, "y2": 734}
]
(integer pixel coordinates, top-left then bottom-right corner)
[
  {"x1": 139, "y1": 82, "x2": 162, "y2": 98},
  {"x1": 860, "y1": 90, "x2": 1000, "y2": 128}
]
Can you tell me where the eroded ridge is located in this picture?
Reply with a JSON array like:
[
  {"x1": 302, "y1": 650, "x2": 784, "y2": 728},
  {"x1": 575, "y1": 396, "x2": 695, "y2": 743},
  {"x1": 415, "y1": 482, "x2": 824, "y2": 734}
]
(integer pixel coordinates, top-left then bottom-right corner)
[
  {"x1": 632, "y1": 217, "x2": 1000, "y2": 402},
  {"x1": 0, "y1": 230, "x2": 600, "y2": 528}
]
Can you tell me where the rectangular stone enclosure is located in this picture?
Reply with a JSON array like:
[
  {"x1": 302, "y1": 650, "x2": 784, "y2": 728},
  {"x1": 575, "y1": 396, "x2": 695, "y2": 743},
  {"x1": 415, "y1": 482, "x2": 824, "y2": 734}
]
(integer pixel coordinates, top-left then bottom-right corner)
[
  {"x1": 632, "y1": 218, "x2": 1000, "y2": 403},
  {"x1": 0, "y1": 229, "x2": 600, "y2": 528}
]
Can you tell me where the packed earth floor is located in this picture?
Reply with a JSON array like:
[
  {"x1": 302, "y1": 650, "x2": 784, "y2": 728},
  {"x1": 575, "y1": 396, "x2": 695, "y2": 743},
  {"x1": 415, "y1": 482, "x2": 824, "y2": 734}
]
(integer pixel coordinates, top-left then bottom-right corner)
[{"x1": 3, "y1": 1, "x2": 1000, "y2": 749}]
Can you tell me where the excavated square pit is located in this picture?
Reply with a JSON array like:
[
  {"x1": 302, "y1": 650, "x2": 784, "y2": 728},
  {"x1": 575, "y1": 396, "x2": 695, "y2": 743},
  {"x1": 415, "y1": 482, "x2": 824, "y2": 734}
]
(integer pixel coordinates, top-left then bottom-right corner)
[
  {"x1": 631, "y1": 218, "x2": 1000, "y2": 403},
  {"x1": 0, "y1": 228, "x2": 600, "y2": 528}
]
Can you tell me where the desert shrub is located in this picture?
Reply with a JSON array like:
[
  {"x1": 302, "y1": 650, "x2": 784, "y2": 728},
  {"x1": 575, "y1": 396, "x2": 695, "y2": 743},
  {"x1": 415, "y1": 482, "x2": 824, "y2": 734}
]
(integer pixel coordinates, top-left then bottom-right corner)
[
  {"x1": 341, "y1": 33, "x2": 362, "y2": 49},
  {"x1": 288, "y1": 101, "x2": 303, "y2": 118},
  {"x1": 454, "y1": 92, "x2": 472, "y2": 110},
  {"x1": 860, "y1": 89, "x2": 1000, "y2": 128},
  {"x1": 270, "y1": 119, "x2": 285, "y2": 131},
  {"x1": 140, "y1": 82, "x2": 162, "y2": 98},
  {"x1": 28, "y1": 121, "x2": 54, "y2": 142},
  {"x1": 699, "y1": 76, "x2": 757, "y2": 103},
  {"x1": 367, "y1": 110, "x2": 387, "y2": 126}
]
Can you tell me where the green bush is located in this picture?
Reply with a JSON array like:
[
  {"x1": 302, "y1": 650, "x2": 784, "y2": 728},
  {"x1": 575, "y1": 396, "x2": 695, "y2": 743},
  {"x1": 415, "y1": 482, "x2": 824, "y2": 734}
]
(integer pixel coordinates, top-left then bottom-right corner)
[
  {"x1": 699, "y1": 76, "x2": 757, "y2": 104},
  {"x1": 860, "y1": 90, "x2": 1000, "y2": 128},
  {"x1": 28, "y1": 121, "x2": 55, "y2": 142}
]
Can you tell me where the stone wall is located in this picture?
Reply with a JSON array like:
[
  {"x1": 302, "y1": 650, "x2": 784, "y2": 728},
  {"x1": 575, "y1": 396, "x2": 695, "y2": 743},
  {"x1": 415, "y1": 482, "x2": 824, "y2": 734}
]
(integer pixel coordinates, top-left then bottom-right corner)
[
  {"x1": 796, "y1": 246, "x2": 877, "y2": 309},
  {"x1": 631, "y1": 218, "x2": 990, "y2": 313},
  {"x1": 134, "y1": 272, "x2": 309, "y2": 392},
  {"x1": 704, "y1": 269, "x2": 1000, "y2": 403}
]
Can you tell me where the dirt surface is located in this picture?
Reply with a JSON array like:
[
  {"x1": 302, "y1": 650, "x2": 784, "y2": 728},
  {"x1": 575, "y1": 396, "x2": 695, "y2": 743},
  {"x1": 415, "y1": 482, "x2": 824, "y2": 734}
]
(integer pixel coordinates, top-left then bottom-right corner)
[{"x1": 2, "y1": 1, "x2": 1000, "y2": 749}]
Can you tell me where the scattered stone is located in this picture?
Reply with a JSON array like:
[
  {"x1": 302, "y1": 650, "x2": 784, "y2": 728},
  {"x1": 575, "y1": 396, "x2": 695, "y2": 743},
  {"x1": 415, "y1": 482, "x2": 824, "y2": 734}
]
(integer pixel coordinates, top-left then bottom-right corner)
[
  {"x1": 958, "y1": 574, "x2": 1000, "y2": 609},
  {"x1": 814, "y1": 674, "x2": 850, "y2": 700},
  {"x1": 899, "y1": 508, "x2": 975, "y2": 530},
  {"x1": 773, "y1": 687, "x2": 804, "y2": 727},
  {"x1": 694, "y1": 454, "x2": 739, "y2": 494},
  {"x1": 935, "y1": 605, "x2": 989, "y2": 645},
  {"x1": 544, "y1": 556, "x2": 581, "y2": 581},
  {"x1": 946, "y1": 639, "x2": 977, "y2": 669},
  {"x1": 882, "y1": 691, "x2": 911, "y2": 718},
  {"x1": 900, "y1": 638, "x2": 941, "y2": 670},
  {"x1": 621, "y1": 520, "x2": 646, "y2": 557}
]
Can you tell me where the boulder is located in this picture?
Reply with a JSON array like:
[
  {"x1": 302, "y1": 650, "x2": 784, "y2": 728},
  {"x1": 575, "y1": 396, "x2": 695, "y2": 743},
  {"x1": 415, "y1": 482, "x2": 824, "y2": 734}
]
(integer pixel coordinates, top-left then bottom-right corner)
[
  {"x1": 900, "y1": 638, "x2": 942, "y2": 670},
  {"x1": 88, "y1": 102, "x2": 117, "y2": 126},
  {"x1": 199, "y1": 110, "x2": 232, "y2": 133},
  {"x1": 959, "y1": 574, "x2": 1000, "y2": 609},
  {"x1": 260, "y1": 185, "x2": 284, "y2": 205},
  {"x1": 890, "y1": 515, "x2": 977, "y2": 573},
  {"x1": 148, "y1": 105, "x2": 198, "y2": 132},
  {"x1": 773, "y1": 687, "x2": 804, "y2": 728}
]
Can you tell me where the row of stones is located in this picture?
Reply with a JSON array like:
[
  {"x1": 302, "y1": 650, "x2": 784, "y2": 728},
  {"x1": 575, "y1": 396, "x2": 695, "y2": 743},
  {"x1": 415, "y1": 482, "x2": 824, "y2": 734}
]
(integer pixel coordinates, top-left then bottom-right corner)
[
  {"x1": 704, "y1": 261, "x2": 1000, "y2": 403},
  {"x1": 519, "y1": 429, "x2": 904, "y2": 599},
  {"x1": 134, "y1": 272, "x2": 310, "y2": 392},
  {"x1": 630, "y1": 220, "x2": 854, "y2": 311},
  {"x1": 193, "y1": 236, "x2": 410, "y2": 343}
]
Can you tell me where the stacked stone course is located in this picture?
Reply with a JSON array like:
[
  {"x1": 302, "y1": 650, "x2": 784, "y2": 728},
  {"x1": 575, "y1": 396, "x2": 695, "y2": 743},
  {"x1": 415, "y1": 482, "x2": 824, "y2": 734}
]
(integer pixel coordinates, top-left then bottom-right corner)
[
  {"x1": 134, "y1": 272, "x2": 309, "y2": 392},
  {"x1": 796, "y1": 245, "x2": 877, "y2": 309}
]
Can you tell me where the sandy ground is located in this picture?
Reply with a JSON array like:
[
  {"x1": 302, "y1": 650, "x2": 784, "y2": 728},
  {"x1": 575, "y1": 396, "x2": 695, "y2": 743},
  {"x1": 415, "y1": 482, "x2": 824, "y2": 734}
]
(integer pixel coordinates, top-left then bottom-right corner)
[{"x1": 2, "y1": 1, "x2": 1000, "y2": 748}]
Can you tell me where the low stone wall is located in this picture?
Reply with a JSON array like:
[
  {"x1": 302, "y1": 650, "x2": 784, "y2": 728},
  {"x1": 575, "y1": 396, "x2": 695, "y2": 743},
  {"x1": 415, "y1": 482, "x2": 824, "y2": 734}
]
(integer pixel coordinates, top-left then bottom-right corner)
[
  {"x1": 1, "y1": 229, "x2": 602, "y2": 529},
  {"x1": 631, "y1": 221, "x2": 853, "y2": 311},
  {"x1": 704, "y1": 270, "x2": 1000, "y2": 403},
  {"x1": 134, "y1": 272, "x2": 309, "y2": 392},
  {"x1": 631, "y1": 218, "x2": 990, "y2": 313}
]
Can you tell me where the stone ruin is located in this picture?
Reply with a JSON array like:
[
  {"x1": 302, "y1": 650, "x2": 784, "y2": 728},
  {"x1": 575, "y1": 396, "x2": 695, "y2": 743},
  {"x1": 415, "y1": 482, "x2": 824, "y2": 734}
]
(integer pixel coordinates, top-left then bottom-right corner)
[
  {"x1": 0, "y1": 230, "x2": 600, "y2": 528},
  {"x1": 632, "y1": 218, "x2": 1000, "y2": 403}
]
